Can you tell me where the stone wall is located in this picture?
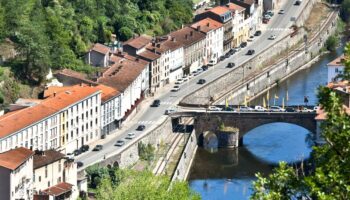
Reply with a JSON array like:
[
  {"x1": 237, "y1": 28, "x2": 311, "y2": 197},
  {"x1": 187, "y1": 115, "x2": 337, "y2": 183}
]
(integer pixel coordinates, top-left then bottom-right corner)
[
  {"x1": 171, "y1": 130, "x2": 198, "y2": 181},
  {"x1": 180, "y1": 0, "x2": 321, "y2": 106}
]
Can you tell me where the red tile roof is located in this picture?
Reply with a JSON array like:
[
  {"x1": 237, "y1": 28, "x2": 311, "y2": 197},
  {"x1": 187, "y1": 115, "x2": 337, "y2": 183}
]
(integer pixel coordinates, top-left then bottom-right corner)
[
  {"x1": 91, "y1": 43, "x2": 110, "y2": 55},
  {"x1": 209, "y1": 6, "x2": 231, "y2": 15},
  {"x1": 0, "y1": 85, "x2": 101, "y2": 139},
  {"x1": 327, "y1": 54, "x2": 346, "y2": 67},
  {"x1": 0, "y1": 147, "x2": 34, "y2": 170},
  {"x1": 123, "y1": 35, "x2": 152, "y2": 49},
  {"x1": 33, "y1": 150, "x2": 65, "y2": 169},
  {"x1": 226, "y1": 3, "x2": 246, "y2": 12},
  {"x1": 169, "y1": 27, "x2": 206, "y2": 48},
  {"x1": 95, "y1": 84, "x2": 120, "y2": 102},
  {"x1": 42, "y1": 182, "x2": 73, "y2": 197},
  {"x1": 138, "y1": 49, "x2": 161, "y2": 61},
  {"x1": 191, "y1": 18, "x2": 223, "y2": 33},
  {"x1": 98, "y1": 55, "x2": 147, "y2": 92}
]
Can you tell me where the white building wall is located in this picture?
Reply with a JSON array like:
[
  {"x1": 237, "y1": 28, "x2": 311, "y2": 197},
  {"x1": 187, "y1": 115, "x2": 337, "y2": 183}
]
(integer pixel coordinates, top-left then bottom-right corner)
[
  {"x1": 169, "y1": 47, "x2": 184, "y2": 82},
  {"x1": 11, "y1": 157, "x2": 33, "y2": 200},
  {"x1": 328, "y1": 66, "x2": 344, "y2": 83},
  {"x1": 33, "y1": 160, "x2": 64, "y2": 192},
  {"x1": 207, "y1": 27, "x2": 224, "y2": 61}
]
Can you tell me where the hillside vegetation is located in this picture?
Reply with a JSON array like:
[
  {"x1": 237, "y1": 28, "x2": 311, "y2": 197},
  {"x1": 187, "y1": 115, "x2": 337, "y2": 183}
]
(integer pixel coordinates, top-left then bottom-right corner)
[{"x1": 0, "y1": 0, "x2": 193, "y2": 105}]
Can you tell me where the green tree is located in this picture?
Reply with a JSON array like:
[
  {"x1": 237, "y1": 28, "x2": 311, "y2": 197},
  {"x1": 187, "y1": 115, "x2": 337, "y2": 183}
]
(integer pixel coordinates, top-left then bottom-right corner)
[
  {"x1": 118, "y1": 27, "x2": 133, "y2": 41},
  {"x1": 251, "y1": 43, "x2": 350, "y2": 199},
  {"x1": 96, "y1": 169, "x2": 201, "y2": 200},
  {"x1": 325, "y1": 35, "x2": 339, "y2": 52},
  {"x1": 340, "y1": 0, "x2": 350, "y2": 22}
]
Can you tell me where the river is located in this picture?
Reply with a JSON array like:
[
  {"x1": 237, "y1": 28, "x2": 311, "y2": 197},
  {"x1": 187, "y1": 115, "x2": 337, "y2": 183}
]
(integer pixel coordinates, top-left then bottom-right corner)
[{"x1": 188, "y1": 40, "x2": 346, "y2": 199}]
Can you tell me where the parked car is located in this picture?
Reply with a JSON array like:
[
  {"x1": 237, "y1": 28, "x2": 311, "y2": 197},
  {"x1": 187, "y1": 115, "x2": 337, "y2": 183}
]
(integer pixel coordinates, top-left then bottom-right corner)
[
  {"x1": 151, "y1": 99, "x2": 161, "y2": 107},
  {"x1": 76, "y1": 161, "x2": 84, "y2": 168},
  {"x1": 295, "y1": 0, "x2": 302, "y2": 5},
  {"x1": 269, "y1": 106, "x2": 286, "y2": 112},
  {"x1": 126, "y1": 133, "x2": 136, "y2": 139},
  {"x1": 80, "y1": 145, "x2": 89, "y2": 152},
  {"x1": 115, "y1": 140, "x2": 125, "y2": 146},
  {"x1": 278, "y1": 9, "x2": 285, "y2": 14},
  {"x1": 240, "y1": 42, "x2": 248, "y2": 48},
  {"x1": 202, "y1": 65, "x2": 209, "y2": 71},
  {"x1": 172, "y1": 85, "x2": 180, "y2": 92},
  {"x1": 208, "y1": 60, "x2": 217, "y2": 66},
  {"x1": 247, "y1": 35, "x2": 254, "y2": 42},
  {"x1": 165, "y1": 108, "x2": 177, "y2": 115},
  {"x1": 254, "y1": 30, "x2": 262, "y2": 36},
  {"x1": 197, "y1": 68, "x2": 203, "y2": 74},
  {"x1": 219, "y1": 55, "x2": 226, "y2": 61},
  {"x1": 192, "y1": 70, "x2": 199, "y2": 76},
  {"x1": 66, "y1": 153, "x2": 74, "y2": 160},
  {"x1": 175, "y1": 79, "x2": 183, "y2": 84},
  {"x1": 92, "y1": 145, "x2": 103, "y2": 151},
  {"x1": 254, "y1": 106, "x2": 267, "y2": 112},
  {"x1": 73, "y1": 149, "x2": 82, "y2": 156},
  {"x1": 208, "y1": 106, "x2": 223, "y2": 111},
  {"x1": 285, "y1": 107, "x2": 296, "y2": 112},
  {"x1": 269, "y1": 34, "x2": 277, "y2": 40},
  {"x1": 239, "y1": 106, "x2": 254, "y2": 112},
  {"x1": 197, "y1": 79, "x2": 206, "y2": 84},
  {"x1": 266, "y1": 10, "x2": 274, "y2": 17},
  {"x1": 247, "y1": 49, "x2": 255, "y2": 55},
  {"x1": 229, "y1": 48, "x2": 236, "y2": 55},
  {"x1": 182, "y1": 76, "x2": 189, "y2": 82},
  {"x1": 227, "y1": 62, "x2": 235, "y2": 68},
  {"x1": 136, "y1": 125, "x2": 146, "y2": 131},
  {"x1": 225, "y1": 52, "x2": 231, "y2": 58},
  {"x1": 234, "y1": 47, "x2": 241, "y2": 52}
]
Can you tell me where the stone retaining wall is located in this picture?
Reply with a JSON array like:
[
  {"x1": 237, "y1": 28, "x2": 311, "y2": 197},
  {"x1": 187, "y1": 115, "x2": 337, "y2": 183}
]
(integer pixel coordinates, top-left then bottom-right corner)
[{"x1": 171, "y1": 130, "x2": 198, "y2": 181}]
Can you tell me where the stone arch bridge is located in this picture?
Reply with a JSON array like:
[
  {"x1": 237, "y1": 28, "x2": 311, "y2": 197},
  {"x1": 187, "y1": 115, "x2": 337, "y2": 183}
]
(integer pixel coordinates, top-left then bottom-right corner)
[{"x1": 171, "y1": 111, "x2": 317, "y2": 145}]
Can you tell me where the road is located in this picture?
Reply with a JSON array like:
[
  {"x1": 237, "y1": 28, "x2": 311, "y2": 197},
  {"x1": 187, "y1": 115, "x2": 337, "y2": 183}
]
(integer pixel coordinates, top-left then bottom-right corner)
[{"x1": 77, "y1": 0, "x2": 307, "y2": 170}]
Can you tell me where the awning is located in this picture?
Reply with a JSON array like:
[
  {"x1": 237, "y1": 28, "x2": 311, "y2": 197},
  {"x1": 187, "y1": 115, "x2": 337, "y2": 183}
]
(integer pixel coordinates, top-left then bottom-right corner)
[{"x1": 42, "y1": 182, "x2": 73, "y2": 197}]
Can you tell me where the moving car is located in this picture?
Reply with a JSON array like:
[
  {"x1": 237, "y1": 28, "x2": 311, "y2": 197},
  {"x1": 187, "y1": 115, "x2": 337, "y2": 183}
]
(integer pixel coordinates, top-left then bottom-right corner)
[
  {"x1": 151, "y1": 99, "x2": 161, "y2": 107},
  {"x1": 269, "y1": 106, "x2": 286, "y2": 112},
  {"x1": 208, "y1": 106, "x2": 223, "y2": 111},
  {"x1": 197, "y1": 79, "x2": 206, "y2": 84},
  {"x1": 298, "y1": 107, "x2": 314, "y2": 113},
  {"x1": 126, "y1": 133, "x2": 136, "y2": 139},
  {"x1": 278, "y1": 9, "x2": 285, "y2": 14},
  {"x1": 285, "y1": 107, "x2": 296, "y2": 112},
  {"x1": 92, "y1": 145, "x2": 103, "y2": 151},
  {"x1": 254, "y1": 106, "x2": 267, "y2": 112},
  {"x1": 115, "y1": 140, "x2": 125, "y2": 146},
  {"x1": 136, "y1": 125, "x2": 146, "y2": 131},
  {"x1": 165, "y1": 108, "x2": 177, "y2": 115},
  {"x1": 295, "y1": 0, "x2": 302, "y2": 5},
  {"x1": 227, "y1": 62, "x2": 235, "y2": 68},
  {"x1": 172, "y1": 85, "x2": 180, "y2": 92},
  {"x1": 269, "y1": 34, "x2": 277, "y2": 40},
  {"x1": 247, "y1": 49, "x2": 255, "y2": 55}
]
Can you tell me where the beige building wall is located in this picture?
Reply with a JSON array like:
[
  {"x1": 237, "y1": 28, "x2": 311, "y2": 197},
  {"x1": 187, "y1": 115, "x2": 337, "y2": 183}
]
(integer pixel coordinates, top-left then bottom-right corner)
[
  {"x1": 8, "y1": 158, "x2": 34, "y2": 200},
  {"x1": 34, "y1": 160, "x2": 64, "y2": 192}
]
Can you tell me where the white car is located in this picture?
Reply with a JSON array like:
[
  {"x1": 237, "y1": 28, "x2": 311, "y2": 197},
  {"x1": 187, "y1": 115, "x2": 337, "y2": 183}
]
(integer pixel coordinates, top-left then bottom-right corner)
[
  {"x1": 278, "y1": 9, "x2": 285, "y2": 14},
  {"x1": 172, "y1": 85, "x2": 180, "y2": 92},
  {"x1": 208, "y1": 60, "x2": 217, "y2": 66},
  {"x1": 125, "y1": 133, "x2": 136, "y2": 139},
  {"x1": 247, "y1": 36, "x2": 254, "y2": 42},
  {"x1": 269, "y1": 35, "x2": 277, "y2": 40},
  {"x1": 269, "y1": 106, "x2": 285, "y2": 112},
  {"x1": 175, "y1": 79, "x2": 183, "y2": 84},
  {"x1": 298, "y1": 107, "x2": 314, "y2": 113},
  {"x1": 208, "y1": 106, "x2": 223, "y2": 111},
  {"x1": 239, "y1": 106, "x2": 254, "y2": 112},
  {"x1": 254, "y1": 106, "x2": 267, "y2": 112},
  {"x1": 165, "y1": 108, "x2": 177, "y2": 115},
  {"x1": 65, "y1": 153, "x2": 74, "y2": 160}
]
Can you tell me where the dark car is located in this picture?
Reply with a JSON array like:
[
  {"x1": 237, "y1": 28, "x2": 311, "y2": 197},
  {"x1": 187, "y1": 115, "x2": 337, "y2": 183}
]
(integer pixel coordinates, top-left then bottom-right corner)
[
  {"x1": 151, "y1": 99, "x2": 161, "y2": 107},
  {"x1": 254, "y1": 30, "x2": 262, "y2": 36},
  {"x1": 76, "y1": 161, "x2": 84, "y2": 168},
  {"x1": 247, "y1": 49, "x2": 255, "y2": 55},
  {"x1": 294, "y1": 0, "x2": 301, "y2": 5},
  {"x1": 229, "y1": 48, "x2": 236, "y2": 55},
  {"x1": 225, "y1": 52, "x2": 230, "y2": 58},
  {"x1": 197, "y1": 79, "x2": 206, "y2": 84},
  {"x1": 285, "y1": 107, "x2": 296, "y2": 112},
  {"x1": 80, "y1": 145, "x2": 89, "y2": 152},
  {"x1": 227, "y1": 62, "x2": 235, "y2": 68},
  {"x1": 73, "y1": 149, "x2": 82, "y2": 156},
  {"x1": 240, "y1": 42, "x2": 247, "y2": 48},
  {"x1": 92, "y1": 145, "x2": 103, "y2": 151},
  {"x1": 202, "y1": 65, "x2": 208, "y2": 71},
  {"x1": 137, "y1": 125, "x2": 146, "y2": 131},
  {"x1": 219, "y1": 56, "x2": 225, "y2": 61}
]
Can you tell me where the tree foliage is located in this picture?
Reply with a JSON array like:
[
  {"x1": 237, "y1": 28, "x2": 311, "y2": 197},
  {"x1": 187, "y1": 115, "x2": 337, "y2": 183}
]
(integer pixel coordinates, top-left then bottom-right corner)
[
  {"x1": 0, "y1": 0, "x2": 193, "y2": 83},
  {"x1": 138, "y1": 142, "x2": 155, "y2": 161},
  {"x1": 251, "y1": 43, "x2": 350, "y2": 199},
  {"x1": 96, "y1": 169, "x2": 201, "y2": 200}
]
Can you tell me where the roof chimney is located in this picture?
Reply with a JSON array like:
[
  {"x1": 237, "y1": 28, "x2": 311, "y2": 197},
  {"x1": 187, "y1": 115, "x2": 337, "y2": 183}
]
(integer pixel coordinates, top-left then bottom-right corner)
[
  {"x1": 207, "y1": 22, "x2": 210, "y2": 27},
  {"x1": 197, "y1": 25, "x2": 201, "y2": 31},
  {"x1": 53, "y1": 92, "x2": 56, "y2": 97}
]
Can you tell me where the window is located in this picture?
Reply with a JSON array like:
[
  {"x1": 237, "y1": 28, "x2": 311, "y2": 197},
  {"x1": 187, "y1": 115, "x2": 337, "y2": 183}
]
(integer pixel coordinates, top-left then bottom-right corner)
[
  {"x1": 58, "y1": 160, "x2": 61, "y2": 172},
  {"x1": 45, "y1": 166, "x2": 48, "y2": 178},
  {"x1": 48, "y1": 181, "x2": 50, "y2": 187},
  {"x1": 58, "y1": 177, "x2": 61, "y2": 183},
  {"x1": 39, "y1": 176, "x2": 42, "y2": 182}
]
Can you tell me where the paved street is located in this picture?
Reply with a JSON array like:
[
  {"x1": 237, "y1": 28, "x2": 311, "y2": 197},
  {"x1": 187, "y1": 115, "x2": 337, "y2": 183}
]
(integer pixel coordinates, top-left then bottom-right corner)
[{"x1": 77, "y1": 0, "x2": 307, "y2": 169}]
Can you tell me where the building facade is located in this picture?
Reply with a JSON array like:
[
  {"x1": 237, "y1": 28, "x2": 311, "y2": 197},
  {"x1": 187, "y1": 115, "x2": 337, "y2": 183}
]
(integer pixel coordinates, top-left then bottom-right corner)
[
  {"x1": 85, "y1": 43, "x2": 111, "y2": 67},
  {"x1": 227, "y1": 3, "x2": 249, "y2": 47},
  {"x1": 0, "y1": 147, "x2": 34, "y2": 200},
  {"x1": 327, "y1": 54, "x2": 345, "y2": 83}
]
